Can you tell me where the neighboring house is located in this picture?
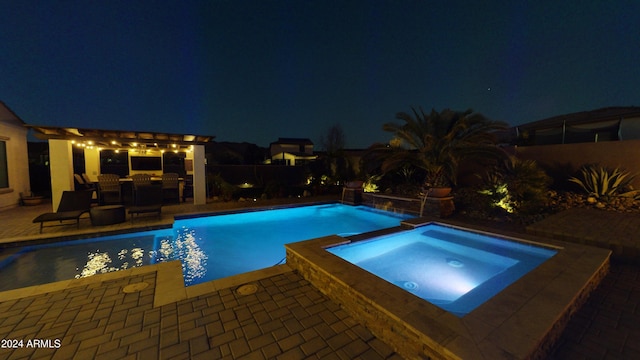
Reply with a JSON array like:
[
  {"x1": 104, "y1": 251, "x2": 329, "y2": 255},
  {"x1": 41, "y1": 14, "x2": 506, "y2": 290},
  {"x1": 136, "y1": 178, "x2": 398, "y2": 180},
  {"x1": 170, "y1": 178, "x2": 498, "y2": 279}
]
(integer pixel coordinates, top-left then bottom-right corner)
[
  {"x1": 503, "y1": 106, "x2": 640, "y2": 188},
  {"x1": 0, "y1": 101, "x2": 30, "y2": 210},
  {"x1": 268, "y1": 138, "x2": 317, "y2": 166},
  {"x1": 512, "y1": 106, "x2": 640, "y2": 146}
]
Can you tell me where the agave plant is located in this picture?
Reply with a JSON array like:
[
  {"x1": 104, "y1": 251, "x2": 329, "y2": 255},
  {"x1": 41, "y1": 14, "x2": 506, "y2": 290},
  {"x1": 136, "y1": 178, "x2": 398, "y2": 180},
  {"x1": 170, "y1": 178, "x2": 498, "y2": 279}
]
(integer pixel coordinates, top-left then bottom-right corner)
[{"x1": 568, "y1": 164, "x2": 635, "y2": 199}]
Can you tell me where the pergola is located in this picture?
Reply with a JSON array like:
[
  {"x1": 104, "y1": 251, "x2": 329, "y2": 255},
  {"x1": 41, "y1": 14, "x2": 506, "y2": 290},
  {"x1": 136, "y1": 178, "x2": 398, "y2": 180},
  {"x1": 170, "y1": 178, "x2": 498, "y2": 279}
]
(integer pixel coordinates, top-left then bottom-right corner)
[{"x1": 27, "y1": 125, "x2": 214, "y2": 210}]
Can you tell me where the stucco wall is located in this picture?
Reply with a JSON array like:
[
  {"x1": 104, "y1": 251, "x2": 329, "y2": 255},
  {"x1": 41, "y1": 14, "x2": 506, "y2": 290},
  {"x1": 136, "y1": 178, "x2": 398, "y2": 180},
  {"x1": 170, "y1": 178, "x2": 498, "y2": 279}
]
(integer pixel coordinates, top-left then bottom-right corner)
[
  {"x1": 513, "y1": 139, "x2": 640, "y2": 188},
  {"x1": 0, "y1": 121, "x2": 29, "y2": 210}
]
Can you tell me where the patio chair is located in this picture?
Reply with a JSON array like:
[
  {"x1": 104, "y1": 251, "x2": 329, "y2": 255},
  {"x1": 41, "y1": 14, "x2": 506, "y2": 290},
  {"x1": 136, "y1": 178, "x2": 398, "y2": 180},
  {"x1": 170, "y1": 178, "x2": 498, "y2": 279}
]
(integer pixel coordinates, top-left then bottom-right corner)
[
  {"x1": 97, "y1": 174, "x2": 122, "y2": 205},
  {"x1": 131, "y1": 174, "x2": 152, "y2": 204},
  {"x1": 161, "y1": 172, "x2": 180, "y2": 203},
  {"x1": 128, "y1": 184, "x2": 163, "y2": 223},
  {"x1": 182, "y1": 174, "x2": 193, "y2": 202},
  {"x1": 131, "y1": 174, "x2": 152, "y2": 187},
  {"x1": 32, "y1": 190, "x2": 93, "y2": 233}
]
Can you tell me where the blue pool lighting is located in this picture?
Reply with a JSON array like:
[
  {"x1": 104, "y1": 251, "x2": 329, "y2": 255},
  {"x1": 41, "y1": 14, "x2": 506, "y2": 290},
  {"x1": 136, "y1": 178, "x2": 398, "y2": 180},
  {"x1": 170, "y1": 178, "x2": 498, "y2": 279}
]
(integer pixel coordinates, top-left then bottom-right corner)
[
  {"x1": 0, "y1": 204, "x2": 412, "y2": 292},
  {"x1": 327, "y1": 223, "x2": 558, "y2": 316}
]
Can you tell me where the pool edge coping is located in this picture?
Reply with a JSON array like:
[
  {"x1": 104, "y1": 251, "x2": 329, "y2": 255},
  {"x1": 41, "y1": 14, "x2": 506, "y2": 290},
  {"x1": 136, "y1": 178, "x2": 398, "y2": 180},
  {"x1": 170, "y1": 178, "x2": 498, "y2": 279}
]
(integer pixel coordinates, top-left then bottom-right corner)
[{"x1": 0, "y1": 260, "x2": 294, "y2": 309}]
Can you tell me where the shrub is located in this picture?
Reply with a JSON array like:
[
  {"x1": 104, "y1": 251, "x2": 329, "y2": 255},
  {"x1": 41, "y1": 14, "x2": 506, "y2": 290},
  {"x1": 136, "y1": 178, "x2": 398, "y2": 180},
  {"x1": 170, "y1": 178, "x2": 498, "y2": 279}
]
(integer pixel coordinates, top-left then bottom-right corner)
[
  {"x1": 210, "y1": 174, "x2": 237, "y2": 201},
  {"x1": 363, "y1": 174, "x2": 381, "y2": 193},
  {"x1": 455, "y1": 187, "x2": 500, "y2": 218},
  {"x1": 478, "y1": 157, "x2": 552, "y2": 215}
]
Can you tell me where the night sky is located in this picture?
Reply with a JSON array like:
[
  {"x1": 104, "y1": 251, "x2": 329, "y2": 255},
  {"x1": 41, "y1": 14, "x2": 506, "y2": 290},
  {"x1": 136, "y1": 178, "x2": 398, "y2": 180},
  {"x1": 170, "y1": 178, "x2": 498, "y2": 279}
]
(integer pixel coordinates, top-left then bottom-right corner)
[{"x1": 2, "y1": 1, "x2": 639, "y2": 148}]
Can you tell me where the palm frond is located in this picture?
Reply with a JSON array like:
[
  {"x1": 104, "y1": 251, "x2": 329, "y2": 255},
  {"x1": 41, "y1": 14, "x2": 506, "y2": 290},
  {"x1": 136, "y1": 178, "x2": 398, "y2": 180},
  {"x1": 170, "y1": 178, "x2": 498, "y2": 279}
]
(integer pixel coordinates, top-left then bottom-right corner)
[{"x1": 380, "y1": 107, "x2": 508, "y2": 186}]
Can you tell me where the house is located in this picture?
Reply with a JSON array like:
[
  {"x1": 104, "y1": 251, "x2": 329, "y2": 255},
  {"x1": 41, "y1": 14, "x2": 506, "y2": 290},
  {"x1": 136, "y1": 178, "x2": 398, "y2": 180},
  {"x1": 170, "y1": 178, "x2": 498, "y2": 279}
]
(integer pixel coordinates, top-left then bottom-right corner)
[
  {"x1": 0, "y1": 101, "x2": 30, "y2": 210},
  {"x1": 512, "y1": 106, "x2": 640, "y2": 146},
  {"x1": 505, "y1": 106, "x2": 640, "y2": 188},
  {"x1": 268, "y1": 138, "x2": 317, "y2": 166}
]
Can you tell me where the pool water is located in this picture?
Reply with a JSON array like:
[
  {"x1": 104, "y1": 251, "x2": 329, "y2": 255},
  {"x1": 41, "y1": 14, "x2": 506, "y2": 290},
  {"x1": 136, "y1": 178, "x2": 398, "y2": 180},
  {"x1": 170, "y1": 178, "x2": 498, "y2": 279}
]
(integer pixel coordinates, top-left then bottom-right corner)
[
  {"x1": 0, "y1": 204, "x2": 412, "y2": 292},
  {"x1": 0, "y1": 234, "x2": 162, "y2": 292},
  {"x1": 327, "y1": 223, "x2": 557, "y2": 316}
]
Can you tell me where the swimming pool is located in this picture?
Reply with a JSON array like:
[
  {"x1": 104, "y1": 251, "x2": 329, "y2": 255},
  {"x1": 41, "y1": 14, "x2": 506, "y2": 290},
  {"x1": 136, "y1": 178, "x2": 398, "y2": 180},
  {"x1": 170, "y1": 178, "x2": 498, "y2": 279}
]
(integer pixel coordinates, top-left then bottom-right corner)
[
  {"x1": 326, "y1": 223, "x2": 557, "y2": 316},
  {"x1": 0, "y1": 203, "x2": 412, "y2": 292}
]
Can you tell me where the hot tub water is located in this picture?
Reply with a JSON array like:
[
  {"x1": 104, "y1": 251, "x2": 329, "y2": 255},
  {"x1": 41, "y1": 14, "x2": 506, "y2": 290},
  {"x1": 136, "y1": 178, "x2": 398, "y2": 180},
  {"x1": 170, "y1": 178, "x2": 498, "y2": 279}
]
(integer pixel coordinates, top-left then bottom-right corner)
[{"x1": 327, "y1": 224, "x2": 558, "y2": 316}]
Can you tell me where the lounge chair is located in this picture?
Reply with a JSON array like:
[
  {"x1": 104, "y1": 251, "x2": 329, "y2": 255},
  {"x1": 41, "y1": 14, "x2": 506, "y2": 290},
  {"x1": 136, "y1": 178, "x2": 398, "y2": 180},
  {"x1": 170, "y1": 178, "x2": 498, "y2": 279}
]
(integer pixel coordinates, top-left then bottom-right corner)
[
  {"x1": 80, "y1": 173, "x2": 97, "y2": 191},
  {"x1": 81, "y1": 173, "x2": 94, "y2": 186},
  {"x1": 128, "y1": 185, "x2": 163, "y2": 223},
  {"x1": 74, "y1": 174, "x2": 97, "y2": 202},
  {"x1": 74, "y1": 174, "x2": 90, "y2": 190},
  {"x1": 32, "y1": 190, "x2": 93, "y2": 233}
]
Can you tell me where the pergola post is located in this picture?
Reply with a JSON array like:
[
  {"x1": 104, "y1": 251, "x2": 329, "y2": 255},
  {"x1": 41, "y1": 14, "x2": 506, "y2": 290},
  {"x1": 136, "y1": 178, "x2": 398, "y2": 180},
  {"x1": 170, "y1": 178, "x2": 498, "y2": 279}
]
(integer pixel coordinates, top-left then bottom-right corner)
[
  {"x1": 192, "y1": 145, "x2": 206, "y2": 205},
  {"x1": 48, "y1": 139, "x2": 74, "y2": 210}
]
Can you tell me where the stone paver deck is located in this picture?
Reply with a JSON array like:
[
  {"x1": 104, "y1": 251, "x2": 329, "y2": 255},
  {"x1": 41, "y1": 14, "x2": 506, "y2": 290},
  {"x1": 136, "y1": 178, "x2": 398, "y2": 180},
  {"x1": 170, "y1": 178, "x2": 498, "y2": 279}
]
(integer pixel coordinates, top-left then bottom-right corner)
[
  {"x1": 527, "y1": 207, "x2": 640, "y2": 358},
  {"x1": 527, "y1": 207, "x2": 640, "y2": 261},
  {"x1": 1, "y1": 199, "x2": 640, "y2": 359},
  {"x1": 550, "y1": 262, "x2": 640, "y2": 359},
  {"x1": 0, "y1": 261, "x2": 400, "y2": 360}
]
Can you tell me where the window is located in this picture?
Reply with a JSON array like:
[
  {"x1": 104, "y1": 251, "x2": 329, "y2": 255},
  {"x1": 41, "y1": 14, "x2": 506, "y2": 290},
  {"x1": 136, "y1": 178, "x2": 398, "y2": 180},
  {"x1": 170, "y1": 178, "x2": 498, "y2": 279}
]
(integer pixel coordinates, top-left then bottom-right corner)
[
  {"x1": 100, "y1": 150, "x2": 129, "y2": 177},
  {"x1": 0, "y1": 140, "x2": 8, "y2": 188},
  {"x1": 130, "y1": 156, "x2": 162, "y2": 171},
  {"x1": 72, "y1": 145, "x2": 86, "y2": 175},
  {"x1": 163, "y1": 152, "x2": 186, "y2": 176}
]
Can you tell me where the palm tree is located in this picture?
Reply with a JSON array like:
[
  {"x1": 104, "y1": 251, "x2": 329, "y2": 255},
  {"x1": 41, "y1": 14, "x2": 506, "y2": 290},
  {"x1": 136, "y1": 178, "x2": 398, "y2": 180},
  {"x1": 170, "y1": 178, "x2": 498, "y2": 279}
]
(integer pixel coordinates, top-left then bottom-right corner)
[{"x1": 381, "y1": 107, "x2": 508, "y2": 189}]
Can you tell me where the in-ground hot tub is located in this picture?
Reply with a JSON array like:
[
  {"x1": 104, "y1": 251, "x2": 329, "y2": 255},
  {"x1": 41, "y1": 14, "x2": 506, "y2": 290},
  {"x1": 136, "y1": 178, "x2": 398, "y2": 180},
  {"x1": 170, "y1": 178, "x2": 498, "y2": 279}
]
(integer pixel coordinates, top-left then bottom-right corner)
[
  {"x1": 285, "y1": 219, "x2": 610, "y2": 359},
  {"x1": 326, "y1": 224, "x2": 558, "y2": 317}
]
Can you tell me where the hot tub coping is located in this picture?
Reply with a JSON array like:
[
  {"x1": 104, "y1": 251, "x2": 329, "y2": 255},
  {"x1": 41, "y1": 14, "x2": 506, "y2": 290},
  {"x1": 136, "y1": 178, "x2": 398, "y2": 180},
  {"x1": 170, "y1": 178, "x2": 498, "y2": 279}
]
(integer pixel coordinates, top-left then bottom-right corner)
[{"x1": 285, "y1": 219, "x2": 611, "y2": 359}]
